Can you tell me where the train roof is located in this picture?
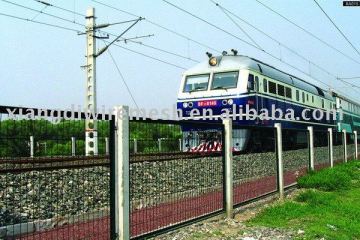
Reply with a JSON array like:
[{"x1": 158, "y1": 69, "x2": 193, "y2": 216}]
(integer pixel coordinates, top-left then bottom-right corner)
[
  {"x1": 184, "y1": 55, "x2": 333, "y2": 100},
  {"x1": 331, "y1": 91, "x2": 360, "y2": 106}
]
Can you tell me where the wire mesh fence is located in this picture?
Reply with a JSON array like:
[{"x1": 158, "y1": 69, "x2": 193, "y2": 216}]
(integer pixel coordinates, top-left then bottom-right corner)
[
  {"x1": 0, "y1": 107, "x2": 111, "y2": 239},
  {"x1": 282, "y1": 129, "x2": 309, "y2": 187},
  {"x1": 358, "y1": 136, "x2": 360, "y2": 159},
  {"x1": 232, "y1": 126, "x2": 277, "y2": 206},
  {"x1": 333, "y1": 132, "x2": 344, "y2": 164},
  {"x1": 314, "y1": 130, "x2": 330, "y2": 170},
  {"x1": 347, "y1": 133, "x2": 356, "y2": 161},
  {"x1": 2, "y1": 104, "x2": 359, "y2": 239},
  {"x1": 129, "y1": 119, "x2": 224, "y2": 238}
]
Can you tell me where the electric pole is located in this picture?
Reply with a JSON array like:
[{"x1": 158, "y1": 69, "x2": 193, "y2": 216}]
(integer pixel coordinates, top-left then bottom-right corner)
[
  {"x1": 83, "y1": 7, "x2": 144, "y2": 156},
  {"x1": 85, "y1": 7, "x2": 98, "y2": 156}
]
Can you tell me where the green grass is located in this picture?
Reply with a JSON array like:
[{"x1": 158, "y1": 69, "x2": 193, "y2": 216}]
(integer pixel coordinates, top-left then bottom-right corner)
[{"x1": 249, "y1": 160, "x2": 360, "y2": 240}]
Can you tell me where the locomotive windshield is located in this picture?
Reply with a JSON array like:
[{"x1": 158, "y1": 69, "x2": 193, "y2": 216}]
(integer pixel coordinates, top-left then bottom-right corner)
[
  {"x1": 211, "y1": 71, "x2": 239, "y2": 90},
  {"x1": 183, "y1": 74, "x2": 209, "y2": 92}
]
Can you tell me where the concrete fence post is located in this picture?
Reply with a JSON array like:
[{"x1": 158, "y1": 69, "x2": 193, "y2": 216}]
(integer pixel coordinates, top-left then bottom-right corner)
[
  {"x1": 179, "y1": 138, "x2": 182, "y2": 152},
  {"x1": 30, "y1": 136, "x2": 34, "y2": 158},
  {"x1": 307, "y1": 126, "x2": 314, "y2": 171},
  {"x1": 114, "y1": 105, "x2": 130, "y2": 240},
  {"x1": 71, "y1": 137, "x2": 76, "y2": 156},
  {"x1": 355, "y1": 131, "x2": 358, "y2": 159},
  {"x1": 223, "y1": 119, "x2": 233, "y2": 219},
  {"x1": 105, "y1": 137, "x2": 109, "y2": 155},
  {"x1": 343, "y1": 129, "x2": 347, "y2": 162},
  {"x1": 133, "y1": 139, "x2": 137, "y2": 154},
  {"x1": 328, "y1": 128, "x2": 334, "y2": 168},
  {"x1": 275, "y1": 123, "x2": 284, "y2": 200}
]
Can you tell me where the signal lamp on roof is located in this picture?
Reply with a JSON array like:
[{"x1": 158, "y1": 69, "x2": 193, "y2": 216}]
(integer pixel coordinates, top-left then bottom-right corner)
[{"x1": 209, "y1": 57, "x2": 217, "y2": 66}]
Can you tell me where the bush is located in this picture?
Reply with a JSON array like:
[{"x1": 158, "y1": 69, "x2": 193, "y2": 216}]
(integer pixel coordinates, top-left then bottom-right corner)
[
  {"x1": 295, "y1": 189, "x2": 335, "y2": 205},
  {"x1": 298, "y1": 168, "x2": 351, "y2": 191}
]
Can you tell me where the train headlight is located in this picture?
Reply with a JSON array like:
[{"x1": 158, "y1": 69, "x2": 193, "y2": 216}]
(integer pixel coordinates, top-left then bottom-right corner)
[
  {"x1": 188, "y1": 102, "x2": 193, "y2": 108},
  {"x1": 222, "y1": 99, "x2": 228, "y2": 105},
  {"x1": 209, "y1": 57, "x2": 217, "y2": 66},
  {"x1": 183, "y1": 102, "x2": 188, "y2": 108},
  {"x1": 228, "y1": 99, "x2": 233, "y2": 105}
]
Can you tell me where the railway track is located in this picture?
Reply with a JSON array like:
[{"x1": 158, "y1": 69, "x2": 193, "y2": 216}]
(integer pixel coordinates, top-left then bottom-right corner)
[
  {"x1": 0, "y1": 152, "x2": 223, "y2": 173},
  {"x1": 0, "y1": 155, "x2": 110, "y2": 174}
]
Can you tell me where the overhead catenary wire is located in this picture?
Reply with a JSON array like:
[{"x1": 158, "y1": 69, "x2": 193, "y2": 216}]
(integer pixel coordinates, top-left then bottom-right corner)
[
  {"x1": 3, "y1": 1, "x2": 359, "y2": 95},
  {"x1": 255, "y1": 0, "x2": 360, "y2": 66},
  {"x1": 212, "y1": 1, "x2": 263, "y2": 50},
  {"x1": 337, "y1": 77, "x2": 360, "y2": 80},
  {"x1": 105, "y1": 40, "x2": 188, "y2": 70},
  {"x1": 210, "y1": 1, "x2": 360, "y2": 92},
  {"x1": 104, "y1": 31, "x2": 200, "y2": 63},
  {"x1": 31, "y1": 4, "x2": 47, "y2": 20},
  {"x1": 161, "y1": 1, "x2": 328, "y2": 86},
  {"x1": 35, "y1": 0, "x2": 86, "y2": 17},
  {"x1": 0, "y1": 12, "x2": 81, "y2": 33},
  {"x1": 90, "y1": 0, "x2": 222, "y2": 54},
  {"x1": 313, "y1": 0, "x2": 360, "y2": 57},
  {"x1": 161, "y1": 0, "x2": 360, "y2": 97},
  {"x1": 106, "y1": 47, "x2": 140, "y2": 110},
  {"x1": 1, "y1": 0, "x2": 84, "y2": 27},
  {"x1": 7, "y1": 0, "x2": 199, "y2": 65},
  {"x1": 90, "y1": 0, "x2": 360, "y2": 94}
]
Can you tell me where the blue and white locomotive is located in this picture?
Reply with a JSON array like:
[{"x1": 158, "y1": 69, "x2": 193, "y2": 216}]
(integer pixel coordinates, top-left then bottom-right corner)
[{"x1": 176, "y1": 51, "x2": 360, "y2": 152}]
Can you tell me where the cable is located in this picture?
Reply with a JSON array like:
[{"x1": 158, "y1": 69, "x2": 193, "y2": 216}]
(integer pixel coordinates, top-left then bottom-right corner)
[
  {"x1": 104, "y1": 31, "x2": 200, "y2": 63},
  {"x1": 162, "y1": 0, "x2": 260, "y2": 51},
  {"x1": 1, "y1": 0, "x2": 83, "y2": 27},
  {"x1": 106, "y1": 41, "x2": 188, "y2": 70},
  {"x1": 7, "y1": 0, "x2": 198, "y2": 64},
  {"x1": 161, "y1": 0, "x2": 360, "y2": 97},
  {"x1": 31, "y1": 5, "x2": 47, "y2": 21},
  {"x1": 337, "y1": 77, "x2": 360, "y2": 80},
  {"x1": 0, "y1": 12, "x2": 81, "y2": 33},
  {"x1": 91, "y1": 0, "x2": 360, "y2": 95},
  {"x1": 30, "y1": 0, "x2": 201, "y2": 63},
  {"x1": 255, "y1": 0, "x2": 360, "y2": 66},
  {"x1": 34, "y1": 0, "x2": 86, "y2": 17},
  {"x1": 161, "y1": 1, "x2": 326, "y2": 83},
  {"x1": 106, "y1": 47, "x2": 140, "y2": 110},
  {"x1": 213, "y1": 1, "x2": 263, "y2": 50},
  {"x1": 90, "y1": 0, "x2": 222, "y2": 54},
  {"x1": 313, "y1": 0, "x2": 360, "y2": 57},
  {"x1": 210, "y1": 1, "x2": 359, "y2": 89}
]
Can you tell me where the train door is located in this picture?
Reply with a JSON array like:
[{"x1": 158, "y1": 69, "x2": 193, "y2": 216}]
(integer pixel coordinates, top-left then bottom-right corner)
[
  {"x1": 255, "y1": 76, "x2": 259, "y2": 112},
  {"x1": 254, "y1": 76, "x2": 261, "y2": 124},
  {"x1": 248, "y1": 74, "x2": 260, "y2": 124}
]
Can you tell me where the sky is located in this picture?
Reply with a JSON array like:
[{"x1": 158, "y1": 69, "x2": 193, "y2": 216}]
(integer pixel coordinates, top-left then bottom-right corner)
[{"x1": 1, "y1": 0, "x2": 360, "y2": 111}]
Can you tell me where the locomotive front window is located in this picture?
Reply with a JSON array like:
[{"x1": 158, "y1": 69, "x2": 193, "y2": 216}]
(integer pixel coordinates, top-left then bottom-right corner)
[
  {"x1": 183, "y1": 74, "x2": 210, "y2": 92},
  {"x1": 211, "y1": 71, "x2": 238, "y2": 90}
]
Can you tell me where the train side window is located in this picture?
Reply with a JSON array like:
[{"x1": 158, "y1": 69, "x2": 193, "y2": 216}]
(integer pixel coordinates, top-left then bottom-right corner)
[
  {"x1": 322, "y1": 99, "x2": 324, "y2": 108},
  {"x1": 296, "y1": 90, "x2": 299, "y2": 101},
  {"x1": 306, "y1": 94, "x2": 309, "y2": 102},
  {"x1": 255, "y1": 76, "x2": 259, "y2": 91},
  {"x1": 312, "y1": 96, "x2": 314, "y2": 103},
  {"x1": 278, "y1": 84, "x2": 285, "y2": 96},
  {"x1": 302, "y1": 92, "x2": 305, "y2": 103},
  {"x1": 285, "y1": 87, "x2": 292, "y2": 99},
  {"x1": 263, "y1": 79, "x2": 268, "y2": 92},
  {"x1": 269, "y1": 81, "x2": 277, "y2": 94},
  {"x1": 247, "y1": 74, "x2": 254, "y2": 91}
]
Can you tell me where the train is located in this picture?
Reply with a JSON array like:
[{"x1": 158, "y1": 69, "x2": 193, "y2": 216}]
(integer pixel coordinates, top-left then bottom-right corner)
[{"x1": 176, "y1": 51, "x2": 360, "y2": 152}]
